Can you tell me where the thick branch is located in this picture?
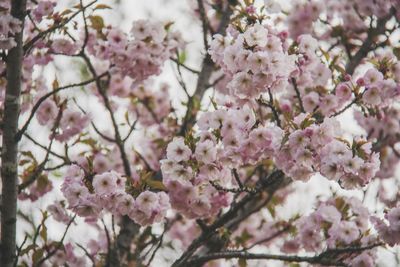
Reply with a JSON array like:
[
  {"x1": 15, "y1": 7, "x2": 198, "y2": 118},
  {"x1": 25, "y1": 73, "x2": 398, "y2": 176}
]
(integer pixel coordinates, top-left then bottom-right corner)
[
  {"x1": 187, "y1": 251, "x2": 346, "y2": 266},
  {"x1": 187, "y1": 243, "x2": 383, "y2": 266},
  {"x1": 345, "y1": 12, "x2": 393, "y2": 75},
  {"x1": 179, "y1": 2, "x2": 234, "y2": 135},
  {"x1": 172, "y1": 170, "x2": 286, "y2": 267},
  {"x1": 0, "y1": 1, "x2": 27, "y2": 267}
]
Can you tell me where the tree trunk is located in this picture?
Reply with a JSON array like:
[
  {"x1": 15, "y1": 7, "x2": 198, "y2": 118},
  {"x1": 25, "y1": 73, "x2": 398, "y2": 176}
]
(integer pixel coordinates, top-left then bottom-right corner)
[{"x1": 1, "y1": 1, "x2": 26, "y2": 267}]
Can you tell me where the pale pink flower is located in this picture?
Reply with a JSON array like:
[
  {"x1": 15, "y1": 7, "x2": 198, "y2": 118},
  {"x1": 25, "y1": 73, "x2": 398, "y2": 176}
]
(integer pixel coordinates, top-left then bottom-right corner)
[
  {"x1": 36, "y1": 99, "x2": 58, "y2": 125},
  {"x1": 298, "y1": 34, "x2": 318, "y2": 54},
  {"x1": 328, "y1": 221, "x2": 359, "y2": 245},
  {"x1": 336, "y1": 83, "x2": 352, "y2": 101},
  {"x1": 52, "y1": 39, "x2": 78, "y2": 55},
  {"x1": 92, "y1": 171, "x2": 118, "y2": 195},
  {"x1": 93, "y1": 154, "x2": 111, "y2": 174},
  {"x1": 166, "y1": 137, "x2": 192, "y2": 162},
  {"x1": 363, "y1": 69, "x2": 383, "y2": 85},
  {"x1": 363, "y1": 87, "x2": 381, "y2": 106},
  {"x1": 243, "y1": 24, "x2": 268, "y2": 47},
  {"x1": 116, "y1": 194, "x2": 135, "y2": 216},
  {"x1": 195, "y1": 140, "x2": 217, "y2": 164}
]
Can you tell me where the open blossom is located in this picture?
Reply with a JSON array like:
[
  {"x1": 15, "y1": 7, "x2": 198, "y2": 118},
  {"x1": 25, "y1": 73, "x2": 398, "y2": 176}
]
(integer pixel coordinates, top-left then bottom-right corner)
[
  {"x1": 36, "y1": 99, "x2": 58, "y2": 125},
  {"x1": 0, "y1": 14, "x2": 22, "y2": 50},
  {"x1": 131, "y1": 19, "x2": 167, "y2": 42},
  {"x1": 32, "y1": 1, "x2": 55, "y2": 22},
  {"x1": 166, "y1": 137, "x2": 192, "y2": 162},
  {"x1": 264, "y1": 0, "x2": 282, "y2": 13},
  {"x1": 129, "y1": 191, "x2": 170, "y2": 225},
  {"x1": 243, "y1": 23, "x2": 268, "y2": 47},
  {"x1": 48, "y1": 202, "x2": 71, "y2": 224},
  {"x1": 328, "y1": 221, "x2": 359, "y2": 245},
  {"x1": 195, "y1": 140, "x2": 217, "y2": 164},
  {"x1": 93, "y1": 154, "x2": 112, "y2": 174},
  {"x1": 297, "y1": 34, "x2": 318, "y2": 54},
  {"x1": 57, "y1": 109, "x2": 89, "y2": 141},
  {"x1": 116, "y1": 194, "x2": 135, "y2": 216},
  {"x1": 52, "y1": 39, "x2": 78, "y2": 55},
  {"x1": 92, "y1": 171, "x2": 119, "y2": 195}
]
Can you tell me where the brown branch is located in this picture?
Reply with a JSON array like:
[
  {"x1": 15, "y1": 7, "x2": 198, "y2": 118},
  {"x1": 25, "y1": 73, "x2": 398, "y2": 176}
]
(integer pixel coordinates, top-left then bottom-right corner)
[
  {"x1": 35, "y1": 215, "x2": 76, "y2": 267},
  {"x1": 345, "y1": 10, "x2": 394, "y2": 75},
  {"x1": 18, "y1": 105, "x2": 64, "y2": 193},
  {"x1": 179, "y1": 2, "x2": 235, "y2": 135},
  {"x1": 170, "y1": 57, "x2": 200, "y2": 74},
  {"x1": 1, "y1": 1, "x2": 27, "y2": 267},
  {"x1": 79, "y1": 51, "x2": 141, "y2": 264},
  {"x1": 23, "y1": 0, "x2": 97, "y2": 54},
  {"x1": 197, "y1": 0, "x2": 210, "y2": 49},
  {"x1": 186, "y1": 251, "x2": 347, "y2": 266},
  {"x1": 209, "y1": 180, "x2": 257, "y2": 194},
  {"x1": 187, "y1": 243, "x2": 383, "y2": 266},
  {"x1": 16, "y1": 73, "x2": 107, "y2": 142},
  {"x1": 291, "y1": 78, "x2": 305, "y2": 113},
  {"x1": 172, "y1": 170, "x2": 286, "y2": 267}
]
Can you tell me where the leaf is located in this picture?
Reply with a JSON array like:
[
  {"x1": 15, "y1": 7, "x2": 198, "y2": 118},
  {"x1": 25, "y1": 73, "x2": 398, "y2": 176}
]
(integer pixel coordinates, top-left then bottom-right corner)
[
  {"x1": 32, "y1": 249, "x2": 44, "y2": 265},
  {"x1": 36, "y1": 175, "x2": 49, "y2": 191},
  {"x1": 239, "y1": 258, "x2": 247, "y2": 267},
  {"x1": 52, "y1": 78, "x2": 59, "y2": 89},
  {"x1": 60, "y1": 9, "x2": 72, "y2": 16},
  {"x1": 94, "y1": 4, "x2": 112, "y2": 10},
  {"x1": 320, "y1": 48, "x2": 330, "y2": 62},
  {"x1": 20, "y1": 244, "x2": 37, "y2": 255},
  {"x1": 40, "y1": 224, "x2": 47, "y2": 242},
  {"x1": 267, "y1": 203, "x2": 276, "y2": 218},
  {"x1": 89, "y1": 15, "x2": 105, "y2": 32},
  {"x1": 145, "y1": 179, "x2": 167, "y2": 191},
  {"x1": 178, "y1": 51, "x2": 187, "y2": 64}
]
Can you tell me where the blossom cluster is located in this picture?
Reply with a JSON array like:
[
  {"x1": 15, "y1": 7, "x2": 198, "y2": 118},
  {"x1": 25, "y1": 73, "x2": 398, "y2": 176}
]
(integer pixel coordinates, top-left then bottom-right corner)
[
  {"x1": 372, "y1": 205, "x2": 400, "y2": 246},
  {"x1": 129, "y1": 81, "x2": 172, "y2": 126},
  {"x1": 61, "y1": 166, "x2": 169, "y2": 226},
  {"x1": 287, "y1": 0, "x2": 397, "y2": 38},
  {"x1": 90, "y1": 19, "x2": 184, "y2": 82},
  {"x1": 161, "y1": 106, "x2": 285, "y2": 218},
  {"x1": 355, "y1": 106, "x2": 400, "y2": 179},
  {"x1": 276, "y1": 115, "x2": 380, "y2": 188},
  {"x1": 0, "y1": 8, "x2": 22, "y2": 50},
  {"x1": 283, "y1": 196, "x2": 379, "y2": 267},
  {"x1": 209, "y1": 23, "x2": 297, "y2": 100}
]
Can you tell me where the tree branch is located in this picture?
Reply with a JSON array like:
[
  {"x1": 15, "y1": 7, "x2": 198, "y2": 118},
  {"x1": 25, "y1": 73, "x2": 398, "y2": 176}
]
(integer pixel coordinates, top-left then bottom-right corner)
[
  {"x1": 345, "y1": 10, "x2": 394, "y2": 75},
  {"x1": 1, "y1": 1, "x2": 27, "y2": 267},
  {"x1": 186, "y1": 243, "x2": 383, "y2": 266},
  {"x1": 16, "y1": 73, "x2": 108, "y2": 142}
]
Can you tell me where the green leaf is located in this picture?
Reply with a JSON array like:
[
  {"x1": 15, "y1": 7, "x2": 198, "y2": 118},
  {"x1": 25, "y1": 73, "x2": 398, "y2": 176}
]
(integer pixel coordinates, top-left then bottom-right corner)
[
  {"x1": 20, "y1": 244, "x2": 37, "y2": 255},
  {"x1": 60, "y1": 9, "x2": 72, "y2": 16},
  {"x1": 89, "y1": 15, "x2": 105, "y2": 31},
  {"x1": 145, "y1": 179, "x2": 167, "y2": 191},
  {"x1": 239, "y1": 258, "x2": 247, "y2": 267},
  {"x1": 40, "y1": 224, "x2": 47, "y2": 242},
  {"x1": 178, "y1": 51, "x2": 187, "y2": 64},
  {"x1": 94, "y1": 4, "x2": 112, "y2": 10},
  {"x1": 32, "y1": 249, "x2": 44, "y2": 265}
]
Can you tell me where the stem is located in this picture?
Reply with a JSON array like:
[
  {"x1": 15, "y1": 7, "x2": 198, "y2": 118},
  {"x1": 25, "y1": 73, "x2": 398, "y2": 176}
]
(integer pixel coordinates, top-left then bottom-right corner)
[{"x1": 1, "y1": 1, "x2": 27, "y2": 267}]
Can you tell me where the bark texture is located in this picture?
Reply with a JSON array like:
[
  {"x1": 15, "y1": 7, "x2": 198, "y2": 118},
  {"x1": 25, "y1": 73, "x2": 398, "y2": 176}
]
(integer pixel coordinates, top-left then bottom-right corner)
[{"x1": 1, "y1": 1, "x2": 26, "y2": 267}]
